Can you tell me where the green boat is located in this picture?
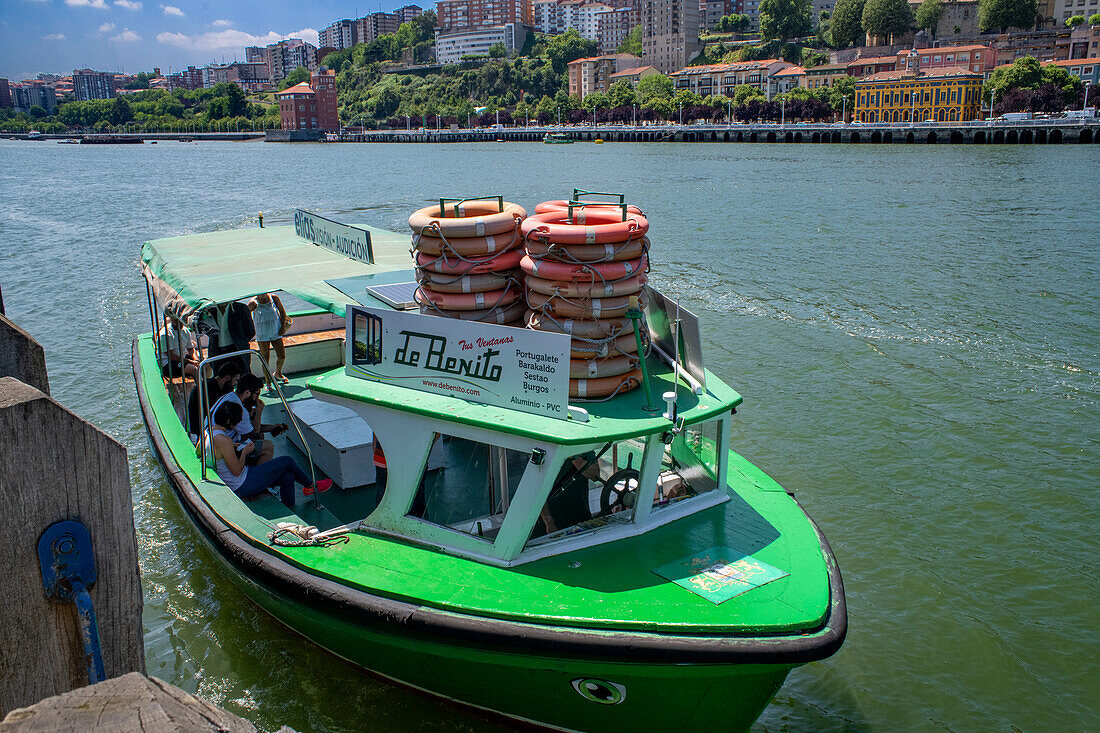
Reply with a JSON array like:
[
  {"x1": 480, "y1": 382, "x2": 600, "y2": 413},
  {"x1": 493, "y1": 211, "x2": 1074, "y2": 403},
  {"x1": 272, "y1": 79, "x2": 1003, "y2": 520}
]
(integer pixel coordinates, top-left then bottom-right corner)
[
  {"x1": 133, "y1": 211, "x2": 845, "y2": 732},
  {"x1": 544, "y1": 131, "x2": 574, "y2": 144}
]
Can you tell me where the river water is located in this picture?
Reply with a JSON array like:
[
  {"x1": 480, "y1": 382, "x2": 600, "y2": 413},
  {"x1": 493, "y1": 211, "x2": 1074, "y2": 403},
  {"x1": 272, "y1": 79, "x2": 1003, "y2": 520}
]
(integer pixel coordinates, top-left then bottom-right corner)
[{"x1": 0, "y1": 139, "x2": 1097, "y2": 732}]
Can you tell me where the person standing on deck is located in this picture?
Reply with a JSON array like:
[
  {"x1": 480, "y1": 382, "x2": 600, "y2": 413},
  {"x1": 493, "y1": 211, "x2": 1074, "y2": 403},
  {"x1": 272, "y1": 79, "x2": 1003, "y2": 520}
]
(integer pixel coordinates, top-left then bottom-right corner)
[
  {"x1": 249, "y1": 292, "x2": 290, "y2": 386},
  {"x1": 208, "y1": 301, "x2": 255, "y2": 373}
]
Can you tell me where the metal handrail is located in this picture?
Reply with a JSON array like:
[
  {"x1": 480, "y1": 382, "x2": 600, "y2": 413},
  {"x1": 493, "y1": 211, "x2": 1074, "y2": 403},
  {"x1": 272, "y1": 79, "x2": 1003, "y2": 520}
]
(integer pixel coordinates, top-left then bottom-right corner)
[{"x1": 196, "y1": 348, "x2": 320, "y2": 510}]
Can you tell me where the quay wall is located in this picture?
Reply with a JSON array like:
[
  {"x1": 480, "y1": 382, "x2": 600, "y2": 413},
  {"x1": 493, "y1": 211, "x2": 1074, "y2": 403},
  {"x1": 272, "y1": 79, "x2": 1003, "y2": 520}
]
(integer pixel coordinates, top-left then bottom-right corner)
[{"x1": 338, "y1": 122, "x2": 1100, "y2": 145}]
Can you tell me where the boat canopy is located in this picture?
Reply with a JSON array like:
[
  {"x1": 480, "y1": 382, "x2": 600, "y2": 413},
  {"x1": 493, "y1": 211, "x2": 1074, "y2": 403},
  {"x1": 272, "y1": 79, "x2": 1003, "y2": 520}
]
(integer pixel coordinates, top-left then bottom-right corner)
[{"x1": 140, "y1": 224, "x2": 411, "y2": 320}]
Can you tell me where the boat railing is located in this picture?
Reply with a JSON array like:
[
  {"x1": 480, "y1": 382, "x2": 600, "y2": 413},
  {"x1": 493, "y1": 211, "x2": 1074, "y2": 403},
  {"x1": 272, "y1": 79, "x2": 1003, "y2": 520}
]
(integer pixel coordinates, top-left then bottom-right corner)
[{"x1": 196, "y1": 348, "x2": 320, "y2": 510}]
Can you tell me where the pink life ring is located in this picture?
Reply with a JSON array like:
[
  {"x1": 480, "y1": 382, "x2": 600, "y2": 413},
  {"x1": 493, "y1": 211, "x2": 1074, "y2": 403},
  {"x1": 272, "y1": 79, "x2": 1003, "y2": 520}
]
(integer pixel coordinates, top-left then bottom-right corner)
[
  {"x1": 419, "y1": 271, "x2": 515, "y2": 294},
  {"x1": 525, "y1": 311, "x2": 632, "y2": 339},
  {"x1": 525, "y1": 237, "x2": 647, "y2": 263},
  {"x1": 416, "y1": 249, "x2": 524, "y2": 275},
  {"x1": 413, "y1": 229, "x2": 521, "y2": 256},
  {"x1": 520, "y1": 253, "x2": 647, "y2": 282},
  {"x1": 525, "y1": 272, "x2": 647, "y2": 299},
  {"x1": 569, "y1": 333, "x2": 639, "y2": 360},
  {"x1": 416, "y1": 284, "x2": 520, "y2": 311},
  {"x1": 420, "y1": 299, "x2": 526, "y2": 324},
  {"x1": 569, "y1": 355, "x2": 639, "y2": 379},
  {"x1": 526, "y1": 290, "x2": 646, "y2": 319},
  {"x1": 521, "y1": 209, "x2": 648, "y2": 245},
  {"x1": 535, "y1": 200, "x2": 645, "y2": 216}
]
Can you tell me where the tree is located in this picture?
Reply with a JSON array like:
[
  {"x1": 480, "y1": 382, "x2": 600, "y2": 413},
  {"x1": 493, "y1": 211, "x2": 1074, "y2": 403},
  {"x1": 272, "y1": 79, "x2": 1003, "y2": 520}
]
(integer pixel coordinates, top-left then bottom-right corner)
[
  {"x1": 915, "y1": 0, "x2": 946, "y2": 37},
  {"x1": 1090, "y1": 13, "x2": 1100, "y2": 23},
  {"x1": 759, "y1": 0, "x2": 813, "y2": 47},
  {"x1": 829, "y1": 0, "x2": 866, "y2": 47},
  {"x1": 110, "y1": 95, "x2": 132, "y2": 125},
  {"x1": 617, "y1": 24, "x2": 643, "y2": 55},
  {"x1": 607, "y1": 79, "x2": 638, "y2": 107},
  {"x1": 862, "y1": 0, "x2": 913, "y2": 40},
  {"x1": 637, "y1": 73, "x2": 673, "y2": 106},
  {"x1": 488, "y1": 42, "x2": 507, "y2": 58},
  {"x1": 716, "y1": 13, "x2": 751, "y2": 33},
  {"x1": 279, "y1": 66, "x2": 311, "y2": 90},
  {"x1": 978, "y1": 0, "x2": 1038, "y2": 33},
  {"x1": 983, "y1": 55, "x2": 1082, "y2": 106},
  {"x1": 29, "y1": 105, "x2": 47, "y2": 119},
  {"x1": 1065, "y1": 14, "x2": 1085, "y2": 26},
  {"x1": 545, "y1": 29, "x2": 597, "y2": 73}
]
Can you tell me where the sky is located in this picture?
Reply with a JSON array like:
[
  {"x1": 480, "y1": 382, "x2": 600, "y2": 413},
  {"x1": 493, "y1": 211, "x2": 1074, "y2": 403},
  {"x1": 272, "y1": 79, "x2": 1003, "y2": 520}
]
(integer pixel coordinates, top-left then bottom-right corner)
[{"x1": 0, "y1": 0, "x2": 419, "y2": 81}]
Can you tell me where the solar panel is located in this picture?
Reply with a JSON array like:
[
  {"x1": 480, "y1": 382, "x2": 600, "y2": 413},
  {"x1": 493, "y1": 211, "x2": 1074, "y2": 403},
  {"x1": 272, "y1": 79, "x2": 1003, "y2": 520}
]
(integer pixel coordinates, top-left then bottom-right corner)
[{"x1": 365, "y1": 281, "x2": 419, "y2": 310}]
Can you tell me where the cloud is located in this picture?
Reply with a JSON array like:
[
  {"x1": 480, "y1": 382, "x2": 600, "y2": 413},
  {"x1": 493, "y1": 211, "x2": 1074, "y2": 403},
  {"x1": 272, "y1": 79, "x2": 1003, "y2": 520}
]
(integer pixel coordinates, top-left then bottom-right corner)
[
  {"x1": 41, "y1": 33, "x2": 67, "y2": 40},
  {"x1": 157, "y1": 26, "x2": 320, "y2": 51},
  {"x1": 211, "y1": 19, "x2": 232, "y2": 27},
  {"x1": 113, "y1": 0, "x2": 142, "y2": 8},
  {"x1": 65, "y1": 0, "x2": 109, "y2": 9},
  {"x1": 98, "y1": 22, "x2": 115, "y2": 32},
  {"x1": 110, "y1": 28, "x2": 140, "y2": 41},
  {"x1": 160, "y1": 4, "x2": 183, "y2": 16}
]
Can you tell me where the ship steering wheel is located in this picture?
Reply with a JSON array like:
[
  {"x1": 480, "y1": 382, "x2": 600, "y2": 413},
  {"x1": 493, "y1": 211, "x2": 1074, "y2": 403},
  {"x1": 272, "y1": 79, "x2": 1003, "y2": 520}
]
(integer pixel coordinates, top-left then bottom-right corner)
[{"x1": 600, "y1": 468, "x2": 641, "y2": 515}]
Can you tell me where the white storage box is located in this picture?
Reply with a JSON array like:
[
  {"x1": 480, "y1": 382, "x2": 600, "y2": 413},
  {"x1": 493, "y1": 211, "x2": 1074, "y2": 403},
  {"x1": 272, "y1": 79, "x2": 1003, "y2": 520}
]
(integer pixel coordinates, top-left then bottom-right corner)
[{"x1": 288, "y1": 399, "x2": 376, "y2": 488}]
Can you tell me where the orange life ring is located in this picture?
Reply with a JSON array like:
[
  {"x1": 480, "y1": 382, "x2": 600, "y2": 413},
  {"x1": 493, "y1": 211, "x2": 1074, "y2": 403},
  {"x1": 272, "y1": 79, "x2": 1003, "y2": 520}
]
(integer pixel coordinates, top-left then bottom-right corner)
[
  {"x1": 570, "y1": 333, "x2": 639, "y2": 359},
  {"x1": 520, "y1": 254, "x2": 647, "y2": 282},
  {"x1": 421, "y1": 300, "x2": 526, "y2": 324},
  {"x1": 534, "y1": 200, "x2": 645, "y2": 216},
  {"x1": 569, "y1": 355, "x2": 638, "y2": 379},
  {"x1": 570, "y1": 369, "x2": 642, "y2": 399},
  {"x1": 419, "y1": 271, "x2": 516, "y2": 294},
  {"x1": 521, "y1": 210, "x2": 648, "y2": 245},
  {"x1": 416, "y1": 249, "x2": 524, "y2": 275},
  {"x1": 416, "y1": 284, "x2": 520, "y2": 311},
  {"x1": 413, "y1": 229, "x2": 521, "y2": 256},
  {"x1": 526, "y1": 273, "x2": 647, "y2": 299},
  {"x1": 525, "y1": 311, "x2": 632, "y2": 339},
  {"x1": 409, "y1": 201, "x2": 526, "y2": 238},
  {"x1": 527, "y1": 290, "x2": 647, "y2": 319},
  {"x1": 525, "y1": 237, "x2": 647, "y2": 263}
]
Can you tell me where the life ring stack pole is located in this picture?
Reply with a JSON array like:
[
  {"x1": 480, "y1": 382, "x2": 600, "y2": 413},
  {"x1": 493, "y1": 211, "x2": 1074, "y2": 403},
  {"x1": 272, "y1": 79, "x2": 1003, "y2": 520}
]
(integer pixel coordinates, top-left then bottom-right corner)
[
  {"x1": 408, "y1": 196, "x2": 528, "y2": 327},
  {"x1": 520, "y1": 197, "x2": 651, "y2": 400}
]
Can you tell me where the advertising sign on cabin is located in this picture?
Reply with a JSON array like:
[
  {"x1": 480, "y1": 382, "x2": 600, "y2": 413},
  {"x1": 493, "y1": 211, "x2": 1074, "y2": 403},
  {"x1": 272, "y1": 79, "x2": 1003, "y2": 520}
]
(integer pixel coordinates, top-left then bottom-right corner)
[
  {"x1": 294, "y1": 209, "x2": 374, "y2": 264},
  {"x1": 345, "y1": 306, "x2": 572, "y2": 420}
]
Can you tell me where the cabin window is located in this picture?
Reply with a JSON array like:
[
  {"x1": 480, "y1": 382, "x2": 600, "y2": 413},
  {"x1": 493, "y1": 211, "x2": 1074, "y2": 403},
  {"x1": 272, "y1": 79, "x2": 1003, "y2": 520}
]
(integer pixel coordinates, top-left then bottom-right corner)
[
  {"x1": 407, "y1": 433, "x2": 529, "y2": 542},
  {"x1": 652, "y1": 418, "x2": 723, "y2": 512},
  {"x1": 526, "y1": 437, "x2": 648, "y2": 547}
]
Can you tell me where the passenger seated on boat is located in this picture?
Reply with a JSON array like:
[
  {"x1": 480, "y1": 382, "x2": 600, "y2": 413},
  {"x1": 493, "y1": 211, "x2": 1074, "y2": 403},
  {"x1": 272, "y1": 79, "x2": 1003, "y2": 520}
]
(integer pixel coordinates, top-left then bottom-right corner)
[
  {"x1": 207, "y1": 400, "x2": 330, "y2": 507},
  {"x1": 158, "y1": 311, "x2": 201, "y2": 379},
  {"x1": 186, "y1": 360, "x2": 241, "y2": 439},
  {"x1": 209, "y1": 374, "x2": 287, "y2": 464},
  {"x1": 537, "y1": 452, "x2": 600, "y2": 536}
]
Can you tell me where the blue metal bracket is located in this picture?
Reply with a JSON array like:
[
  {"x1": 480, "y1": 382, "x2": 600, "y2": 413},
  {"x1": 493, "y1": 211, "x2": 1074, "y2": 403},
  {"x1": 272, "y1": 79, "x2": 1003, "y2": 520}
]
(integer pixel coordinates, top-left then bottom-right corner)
[{"x1": 38, "y1": 520, "x2": 106, "y2": 684}]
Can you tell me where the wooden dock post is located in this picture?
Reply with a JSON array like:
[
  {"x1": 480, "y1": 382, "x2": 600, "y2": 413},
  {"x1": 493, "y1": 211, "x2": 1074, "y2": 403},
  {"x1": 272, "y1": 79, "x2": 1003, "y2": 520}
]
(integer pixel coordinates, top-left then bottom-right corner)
[
  {"x1": 0, "y1": 376, "x2": 145, "y2": 717},
  {"x1": 0, "y1": 313, "x2": 49, "y2": 395}
]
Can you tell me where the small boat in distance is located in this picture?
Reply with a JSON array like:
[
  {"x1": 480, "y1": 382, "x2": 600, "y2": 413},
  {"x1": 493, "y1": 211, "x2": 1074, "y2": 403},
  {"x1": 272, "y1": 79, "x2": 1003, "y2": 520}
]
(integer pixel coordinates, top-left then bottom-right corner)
[
  {"x1": 544, "y1": 131, "x2": 574, "y2": 144},
  {"x1": 80, "y1": 135, "x2": 143, "y2": 144},
  {"x1": 133, "y1": 206, "x2": 846, "y2": 731}
]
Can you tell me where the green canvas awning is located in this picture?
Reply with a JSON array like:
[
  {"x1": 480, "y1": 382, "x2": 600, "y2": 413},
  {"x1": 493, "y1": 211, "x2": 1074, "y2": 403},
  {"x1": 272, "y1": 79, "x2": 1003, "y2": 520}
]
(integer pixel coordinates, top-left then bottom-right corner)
[{"x1": 141, "y1": 224, "x2": 413, "y2": 320}]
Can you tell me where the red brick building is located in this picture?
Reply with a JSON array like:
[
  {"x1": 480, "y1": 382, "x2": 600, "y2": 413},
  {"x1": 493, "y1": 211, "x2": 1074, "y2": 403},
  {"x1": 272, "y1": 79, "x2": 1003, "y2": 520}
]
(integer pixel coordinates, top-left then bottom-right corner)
[{"x1": 276, "y1": 69, "x2": 339, "y2": 132}]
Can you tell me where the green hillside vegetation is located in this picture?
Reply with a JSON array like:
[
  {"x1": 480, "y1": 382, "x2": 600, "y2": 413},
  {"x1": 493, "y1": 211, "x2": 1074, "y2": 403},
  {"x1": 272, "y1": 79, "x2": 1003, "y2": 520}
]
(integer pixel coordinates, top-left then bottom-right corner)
[{"x1": 0, "y1": 83, "x2": 280, "y2": 133}]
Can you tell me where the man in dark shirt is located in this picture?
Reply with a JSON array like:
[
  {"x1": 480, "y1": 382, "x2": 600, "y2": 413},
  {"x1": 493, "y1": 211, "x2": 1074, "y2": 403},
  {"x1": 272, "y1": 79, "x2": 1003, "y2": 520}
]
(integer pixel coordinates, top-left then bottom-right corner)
[
  {"x1": 185, "y1": 360, "x2": 242, "y2": 438},
  {"x1": 208, "y1": 301, "x2": 256, "y2": 373}
]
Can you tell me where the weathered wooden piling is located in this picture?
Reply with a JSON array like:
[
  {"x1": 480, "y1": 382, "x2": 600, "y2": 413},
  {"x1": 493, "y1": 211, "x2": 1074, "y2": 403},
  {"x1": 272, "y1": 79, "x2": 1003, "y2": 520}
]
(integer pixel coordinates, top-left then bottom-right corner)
[
  {"x1": 0, "y1": 313, "x2": 49, "y2": 395},
  {"x1": 0, "y1": 315, "x2": 144, "y2": 717}
]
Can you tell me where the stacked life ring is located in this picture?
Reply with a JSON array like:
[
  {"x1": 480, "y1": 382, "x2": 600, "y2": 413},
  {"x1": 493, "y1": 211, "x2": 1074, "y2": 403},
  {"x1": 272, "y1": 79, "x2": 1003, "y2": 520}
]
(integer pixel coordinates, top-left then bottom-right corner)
[
  {"x1": 521, "y1": 201, "x2": 651, "y2": 400},
  {"x1": 409, "y1": 198, "x2": 528, "y2": 326}
]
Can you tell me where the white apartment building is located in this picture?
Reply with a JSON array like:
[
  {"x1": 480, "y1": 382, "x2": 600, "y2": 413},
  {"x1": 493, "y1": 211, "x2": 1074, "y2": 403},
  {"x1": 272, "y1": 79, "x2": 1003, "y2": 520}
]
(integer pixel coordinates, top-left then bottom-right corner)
[
  {"x1": 320, "y1": 19, "x2": 355, "y2": 49},
  {"x1": 533, "y1": 0, "x2": 615, "y2": 39},
  {"x1": 435, "y1": 23, "x2": 531, "y2": 63}
]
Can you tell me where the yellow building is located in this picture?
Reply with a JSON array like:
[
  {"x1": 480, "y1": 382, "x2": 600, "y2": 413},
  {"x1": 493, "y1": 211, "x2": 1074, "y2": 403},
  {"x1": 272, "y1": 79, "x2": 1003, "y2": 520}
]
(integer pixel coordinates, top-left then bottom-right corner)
[{"x1": 854, "y1": 50, "x2": 983, "y2": 123}]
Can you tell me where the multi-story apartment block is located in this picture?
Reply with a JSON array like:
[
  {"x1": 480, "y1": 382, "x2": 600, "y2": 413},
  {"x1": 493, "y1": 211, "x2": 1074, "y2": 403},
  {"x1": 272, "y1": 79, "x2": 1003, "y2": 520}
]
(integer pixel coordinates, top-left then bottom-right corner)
[
  {"x1": 567, "y1": 53, "x2": 643, "y2": 99},
  {"x1": 72, "y1": 69, "x2": 115, "y2": 100},
  {"x1": 700, "y1": 0, "x2": 729, "y2": 32},
  {"x1": 804, "y1": 62, "x2": 850, "y2": 88},
  {"x1": 267, "y1": 39, "x2": 318, "y2": 84},
  {"x1": 245, "y1": 46, "x2": 267, "y2": 63},
  {"x1": 201, "y1": 62, "x2": 270, "y2": 91},
  {"x1": 354, "y1": 12, "x2": 401, "y2": 44},
  {"x1": 642, "y1": 0, "x2": 702, "y2": 73},
  {"x1": 436, "y1": 0, "x2": 533, "y2": 31},
  {"x1": 0, "y1": 79, "x2": 12, "y2": 109},
  {"x1": 1053, "y1": 0, "x2": 1099, "y2": 25},
  {"x1": 535, "y1": 0, "x2": 616, "y2": 38},
  {"x1": 894, "y1": 45, "x2": 995, "y2": 74},
  {"x1": 395, "y1": 4, "x2": 425, "y2": 23},
  {"x1": 854, "y1": 50, "x2": 982, "y2": 121},
  {"x1": 1051, "y1": 56, "x2": 1100, "y2": 87},
  {"x1": 11, "y1": 82, "x2": 57, "y2": 114},
  {"x1": 276, "y1": 68, "x2": 340, "y2": 131},
  {"x1": 320, "y1": 19, "x2": 355, "y2": 50},
  {"x1": 435, "y1": 23, "x2": 531, "y2": 62},
  {"x1": 669, "y1": 58, "x2": 793, "y2": 96},
  {"x1": 597, "y1": 6, "x2": 643, "y2": 53},
  {"x1": 847, "y1": 56, "x2": 898, "y2": 77}
]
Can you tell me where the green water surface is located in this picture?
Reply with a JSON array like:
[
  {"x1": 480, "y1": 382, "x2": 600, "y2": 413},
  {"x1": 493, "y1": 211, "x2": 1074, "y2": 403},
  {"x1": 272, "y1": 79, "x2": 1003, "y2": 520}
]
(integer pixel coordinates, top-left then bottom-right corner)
[{"x1": 0, "y1": 139, "x2": 1096, "y2": 732}]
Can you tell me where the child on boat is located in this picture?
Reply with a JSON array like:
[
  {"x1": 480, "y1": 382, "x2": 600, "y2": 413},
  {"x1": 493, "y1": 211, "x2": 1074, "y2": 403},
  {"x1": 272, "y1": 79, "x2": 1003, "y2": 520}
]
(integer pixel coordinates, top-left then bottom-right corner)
[{"x1": 207, "y1": 400, "x2": 329, "y2": 506}]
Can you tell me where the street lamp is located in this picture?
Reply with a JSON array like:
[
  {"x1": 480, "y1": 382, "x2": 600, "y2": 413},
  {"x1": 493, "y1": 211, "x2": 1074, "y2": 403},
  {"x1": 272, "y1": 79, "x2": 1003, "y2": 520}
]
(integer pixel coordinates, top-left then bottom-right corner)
[
  {"x1": 678, "y1": 102, "x2": 683, "y2": 125},
  {"x1": 633, "y1": 103, "x2": 636, "y2": 127},
  {"x1": 727, "y1": 98, "x2": 732, "y2": 125},
  {"x1": 781, "y1": 98, "x2": 786, "y2": 128},
  {"x1": 592, "y1": 103, "x2": 597, "y2": 128}
]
